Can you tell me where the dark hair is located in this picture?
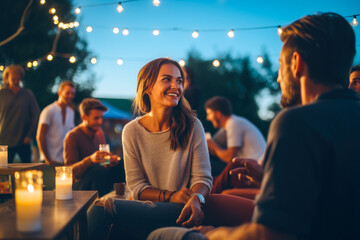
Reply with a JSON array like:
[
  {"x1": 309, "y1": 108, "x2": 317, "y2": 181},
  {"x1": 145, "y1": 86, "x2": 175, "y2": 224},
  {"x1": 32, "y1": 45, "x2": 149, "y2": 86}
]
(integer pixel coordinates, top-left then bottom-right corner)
[
  {"x1": 79, "y1": 98, "x2": 108, "y2": 116},
  {"x1": 134, "y1": 58, "x2": 196, "y2": 151},
  {"x1": 350, "y1": 64, "x2": 360, "y2": 74},
  {"x1": 280, "y1": 12, "x2": 355, "y2": 87},
  {"x1": 204, "y1": 96, "x2": 232, "y2": 116},
  {"x1": 58, "y1": 80, "x2": 75, "y2": 92},
  {"x1": 2, "y1": 65, "x2": 25, "y2": 87}
]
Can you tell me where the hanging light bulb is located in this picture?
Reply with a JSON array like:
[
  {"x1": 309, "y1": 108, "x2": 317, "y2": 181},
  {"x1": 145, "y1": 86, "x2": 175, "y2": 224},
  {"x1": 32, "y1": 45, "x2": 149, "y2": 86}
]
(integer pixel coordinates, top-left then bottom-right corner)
[
  {"x1": 75, "y1": 7, "x2": 81, "y2": 14},
  {"x1": 40, "y1": 0, "x2": 46, "y2": 5},
  {"x1": 153, "y1": 0, "x2": 160, "y2": 6},
  {"x1": 192, "y1": 30, "x2": 199, "y2": 39},
  {"x1": 86, "y1": 26, "x2": 93, "y2": 32},
  {"x1": 0, "y1": 66, "x2": 4, "y2": 71},
  {"x1": 49, "y1": 8, "x2": 56, "y2": 14},
  {"x1": 352, "y1": 16, "x2": 358, "y2": 26},
  {"x1": 122, "y1": 28, "x2": 129, "y2": 36},
  {"x1": 117, "y1": 3, "x2": 124, "y2": 13},
  {"x1": 153, "y1": 29, "x2": 160, "y2": 36},
  {"x1": 117, "y1": 58, "x2": 124, "y2": 65},
  {"x1": 69, "y1": 22, "x2": 74, "y2": 28},
  {"x1": 179, "y1": 59, "x2": 186, "y2": 67},
  {"x1": 91, "y1": 57, "x2": 97, "y2": 64},
  {"x1": 53, "y1": 15, "x2": 58, "y2": 21},
  {"x1": 74, "y1": 21, "x2": 79, "y2": 27},
  {"x1": 27, "y1": 62, "x2": 32, "y2": 68},
  {"x1": 58, "y1": 22, "x2": 64, "y2": 28},
  {"x1": 113, "y1": 27, "x2": 120, "y2": 34},
  {"x1": 32, "y1": 61, "x2": 38, "y2": 67},
  {"x1": 47, "y1": 54, "x2": 53, "y2": 61},
  {"x1": 69, "y1": 56, "x2": 76, "y2": 63},
  {"x1": 212, "y1": 60, "x2": 220, "y2": 67},
  {"x1": 257, "y1": 56, "x2": 264, "y2": 64},
  {"x1": 277, "y1": 26, "x2": 282, "y2": 35},
  {"x1": 227, "y1": 29, "x2": 235, "y2": 38}
]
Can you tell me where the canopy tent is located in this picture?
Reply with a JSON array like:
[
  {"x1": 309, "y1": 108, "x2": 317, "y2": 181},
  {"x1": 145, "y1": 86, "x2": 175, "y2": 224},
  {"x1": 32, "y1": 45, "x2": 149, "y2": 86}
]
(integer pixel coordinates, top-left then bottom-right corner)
[{"x1": 101, "y1": 100, "x2": 133, "y2": 120}]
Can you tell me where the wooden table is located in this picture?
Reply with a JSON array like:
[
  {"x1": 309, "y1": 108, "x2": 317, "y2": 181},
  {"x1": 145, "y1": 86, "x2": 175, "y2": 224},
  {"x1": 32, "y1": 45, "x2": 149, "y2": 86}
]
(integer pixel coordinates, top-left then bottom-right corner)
[
  {"x1": 0, "y1": 191, "x2": 98, "y2": 240},
  {"x1": 0, "y1": 163, "x2": 45, "y2": 198}
]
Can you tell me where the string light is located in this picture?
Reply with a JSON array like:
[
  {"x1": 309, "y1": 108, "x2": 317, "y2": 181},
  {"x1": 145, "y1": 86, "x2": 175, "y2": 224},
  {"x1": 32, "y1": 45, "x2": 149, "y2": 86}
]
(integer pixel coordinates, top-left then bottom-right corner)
[
  {"x1": 153, "y1": 29, "x2": 160, "y2": 36},
  {"x1": 257, "y1": 56, "x2": 264, "y2": 64},
  {"x1": 75, "y1": 7, "x2": 81, "y2": 14},
  {"x1": 69, "y1": 22, "x2": 74, "y2": 28},
  {"x1": 49, "y1": 8, "x2": 56, "y2": 14},
  {"x1": 122, "y1": 28, "x2": 129, "y2": 35},
  {"x1": 179, "y1": 59, "x2": 185, "y2": 67},
  {"x1": 117, "y1": 58, "x2": 124, "y2": 65},
  {"x1": 69, "y1": 56, "x2": 76, "y2": 63},
  {"x1": 212, "y1": 59, "x2": 220, "y2": 67},
  {"x1": 91, "y1": 57, "x2": 97, "y2": 64},
  {"x1": 277, "y1": 26, "x2": 282, "y2": 35},
  {"x1": 353, "y1": 16, "x2": 358, "y2": 26},
  {"x1": 113, "y1": 27, "x2": 120, "y2": 34},
  {"x1": 40, "y1": 0, "x2": 46, "y2": 5},
  {"x1": 86, "y1": 26, "x2": 93, "y2": 32},
  {"x1": 117, "y1": 3, "x2": 124, "y2": 13},
  {"x1": 192, "y1": 30, "x2": 199, "y2": 39},
  {"x1": 54, "y1": 20, "x2": 59, "y2": 25},
  {"x1": 53, "y1": 15, "x2": 58, "y2": 21},
  {"x1": 0, "y1": 66, "x2": 4, "y2": 71},
  {"x1": 153, "y1": 0, "x2": 160, "y2": 6},
  {"x1": 47, "y1": 54, "x2": 53, "y2": 61},
  {"x1": 27, "y1": 62, "x2": 32, "y2": 68},
  {"x1": 74, "y1": 22, "x2": 79, "y2": 27},
  {"x1": 227, "y1": 29, "x2": 235, "y2": 38},
  {"x1": 32, "y1": 60, "x2": 38, "y2": 67}
]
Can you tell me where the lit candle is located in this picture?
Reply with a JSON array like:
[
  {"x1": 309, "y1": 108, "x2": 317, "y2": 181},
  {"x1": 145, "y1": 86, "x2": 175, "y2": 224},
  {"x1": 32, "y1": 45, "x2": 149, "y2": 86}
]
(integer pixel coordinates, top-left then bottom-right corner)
[
  {"x1": 0, "y1": 145, "x2": 7, "y2": 167},
  {"x1": 15, "y1": 171, "x2": 43, "y2": 232},
  {"x1": 55, "y1": 167, "x2": 72, "y2": 200}
]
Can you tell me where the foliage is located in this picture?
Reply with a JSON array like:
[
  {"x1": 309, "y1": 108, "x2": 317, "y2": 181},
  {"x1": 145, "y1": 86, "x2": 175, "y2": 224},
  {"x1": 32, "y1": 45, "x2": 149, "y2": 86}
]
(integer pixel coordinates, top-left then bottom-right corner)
[
  {"x1": 186, "y1": 51, "x2": 281, "y2": 137},
  {"x1": 0, "y1": 0, "x2": 93, "y2": 108}
]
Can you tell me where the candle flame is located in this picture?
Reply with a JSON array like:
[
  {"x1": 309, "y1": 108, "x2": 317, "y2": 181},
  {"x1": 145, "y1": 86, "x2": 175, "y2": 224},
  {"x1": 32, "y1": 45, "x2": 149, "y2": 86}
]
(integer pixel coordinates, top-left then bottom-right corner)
[
  {"x1": 61, "y1": 173, "x2": 66, "y2": 180},
  {"x1": 27, "y1": 184, "x2": 34, "y2": 193}
]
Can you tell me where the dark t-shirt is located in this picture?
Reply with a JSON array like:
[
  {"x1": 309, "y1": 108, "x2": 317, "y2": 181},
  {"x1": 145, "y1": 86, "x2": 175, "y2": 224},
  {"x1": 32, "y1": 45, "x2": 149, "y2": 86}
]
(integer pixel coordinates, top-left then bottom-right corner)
[{"x1": 253, "y1": 88, "x2": 360, "y2": 239}]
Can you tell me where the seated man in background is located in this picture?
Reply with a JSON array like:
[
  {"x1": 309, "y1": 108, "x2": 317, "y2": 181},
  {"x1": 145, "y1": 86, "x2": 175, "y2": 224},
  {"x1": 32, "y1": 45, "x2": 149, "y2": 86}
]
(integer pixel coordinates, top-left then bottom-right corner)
[
  {"x1": 64, "y1": 98, "x2": 124, "y2": 196},
  {"x1": 349, "y1": 64, "x2": 360, "y2": 95}
]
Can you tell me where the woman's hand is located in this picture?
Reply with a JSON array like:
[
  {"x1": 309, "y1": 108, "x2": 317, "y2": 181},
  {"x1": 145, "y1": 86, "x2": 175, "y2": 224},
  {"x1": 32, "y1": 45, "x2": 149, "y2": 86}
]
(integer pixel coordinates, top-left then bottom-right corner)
[
  {"x1": 169, "y1": 188, "x2": 193, "y2": 204},
  {"x1": 176, "y1": 195, "x2": 204, "y2": 227}
]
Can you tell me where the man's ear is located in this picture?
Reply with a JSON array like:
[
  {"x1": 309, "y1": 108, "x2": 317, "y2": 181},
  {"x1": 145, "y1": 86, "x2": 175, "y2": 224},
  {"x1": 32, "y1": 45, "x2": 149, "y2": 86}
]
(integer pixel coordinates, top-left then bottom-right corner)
[
  {"x1": 81, "y1": 114, "x2": 87, "y2": 122},
  {"x1": 291, "y1": 51, "x2": 306, "y2": 78}
]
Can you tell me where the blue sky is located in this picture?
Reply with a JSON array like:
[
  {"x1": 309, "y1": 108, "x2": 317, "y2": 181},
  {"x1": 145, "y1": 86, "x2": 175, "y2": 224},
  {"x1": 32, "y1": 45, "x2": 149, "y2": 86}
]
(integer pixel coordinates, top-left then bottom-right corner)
[{"x1": 73, "y1": 0, "x2": 360, "y2": 98}]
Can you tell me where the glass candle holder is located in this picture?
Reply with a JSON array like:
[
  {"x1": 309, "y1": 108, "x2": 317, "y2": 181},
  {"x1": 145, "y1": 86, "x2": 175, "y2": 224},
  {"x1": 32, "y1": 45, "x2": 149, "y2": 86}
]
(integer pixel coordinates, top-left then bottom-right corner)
[
  {"x1": 0, "y1": 145, "x2": 8, "y2": 167},
  {"x1": 55, "y1": 166, "x2": 72, "y2": 200},
  {"x1": 14, "y1": 170, "x2": 43, "y2": 232}
]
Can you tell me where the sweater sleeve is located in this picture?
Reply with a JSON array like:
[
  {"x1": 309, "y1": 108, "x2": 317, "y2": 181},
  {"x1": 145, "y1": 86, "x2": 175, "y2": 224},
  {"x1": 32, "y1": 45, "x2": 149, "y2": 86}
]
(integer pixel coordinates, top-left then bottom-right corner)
[
  {"x1": 26, "y1": 90, "x2": 40, "y2": 138},
  {"x1": 189, "y1": 119, "x2": 213, "y2": 191},
  {"x1": 63, "y1": 131, "x2": 93, "y2": 179}
]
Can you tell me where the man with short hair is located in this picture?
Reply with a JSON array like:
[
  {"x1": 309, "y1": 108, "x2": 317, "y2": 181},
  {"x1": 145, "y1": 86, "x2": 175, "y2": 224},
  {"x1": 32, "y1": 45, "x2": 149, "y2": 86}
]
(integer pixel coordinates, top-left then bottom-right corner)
[
  {"x1": 37, "y1": 81, "x2": 76, "y2": 166},
  {"x1": 149, "y1": 12, "x2": 360, "y2": 240},
  {"x1": 349, "y1": 64, "x2": 360, "y2": 95},
  {"x1": 0, "y1": 65, "x2": 40, "y2": 163},
  {"x1": 205, "y1": 96, "x2": 266, "y2": 176},
  {"x1": 64, "y1": 98, "x2": 124, "y2": 196}
]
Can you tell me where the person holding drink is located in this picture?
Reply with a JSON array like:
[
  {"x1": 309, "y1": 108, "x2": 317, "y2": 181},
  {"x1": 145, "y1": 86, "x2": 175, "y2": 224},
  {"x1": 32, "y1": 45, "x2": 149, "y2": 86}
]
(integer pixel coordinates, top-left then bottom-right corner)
[{"x1": 63, "y1": 98, "x2": 124, "y2": 196}]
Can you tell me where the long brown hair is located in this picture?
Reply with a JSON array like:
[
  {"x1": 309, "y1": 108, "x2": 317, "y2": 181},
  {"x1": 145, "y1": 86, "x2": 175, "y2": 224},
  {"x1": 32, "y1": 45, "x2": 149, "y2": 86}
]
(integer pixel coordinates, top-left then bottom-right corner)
[{"x1": 134, "y1": 58, "x2": 196, "y2": 151}]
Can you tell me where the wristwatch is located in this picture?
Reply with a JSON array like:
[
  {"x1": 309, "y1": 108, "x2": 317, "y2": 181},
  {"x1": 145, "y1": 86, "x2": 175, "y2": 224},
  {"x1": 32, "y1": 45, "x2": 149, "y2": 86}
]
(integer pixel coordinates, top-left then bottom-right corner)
[{"x1": 191, "y1": 193, "x2": 205, "y2": 206}]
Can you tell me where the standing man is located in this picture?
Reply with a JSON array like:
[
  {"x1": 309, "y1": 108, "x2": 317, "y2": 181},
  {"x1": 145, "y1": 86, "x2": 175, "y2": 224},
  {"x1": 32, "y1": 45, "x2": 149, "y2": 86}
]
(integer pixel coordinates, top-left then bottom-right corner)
[
  {"x1": 349, "y1": 64, "x2": 360, "y2": 95},
  {"x1": 64, "y1": 98, "x2": 124, "y2": 196},
  {"x1": 205, "y1": 96, "x2": 266, "y2": 176},
  {"x1": 37, "y1": 81, "x2": 76, "y2": 166},
  {"x1": 0, "y1": 65, "x2": 40, "y2": 163}
]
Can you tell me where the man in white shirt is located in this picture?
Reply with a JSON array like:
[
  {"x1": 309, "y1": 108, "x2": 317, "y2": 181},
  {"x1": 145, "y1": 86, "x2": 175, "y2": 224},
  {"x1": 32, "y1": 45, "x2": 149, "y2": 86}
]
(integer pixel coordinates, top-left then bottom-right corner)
[{"x1": 36, "y1": 81, "x2": 76, "y2": 166}]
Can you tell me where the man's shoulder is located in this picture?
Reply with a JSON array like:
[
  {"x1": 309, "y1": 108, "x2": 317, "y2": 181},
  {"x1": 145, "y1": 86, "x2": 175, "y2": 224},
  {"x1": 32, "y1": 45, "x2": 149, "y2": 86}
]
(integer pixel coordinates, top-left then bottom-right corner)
[{"x1": 65, "y1": 125, "x2": 83, "y2": 139}]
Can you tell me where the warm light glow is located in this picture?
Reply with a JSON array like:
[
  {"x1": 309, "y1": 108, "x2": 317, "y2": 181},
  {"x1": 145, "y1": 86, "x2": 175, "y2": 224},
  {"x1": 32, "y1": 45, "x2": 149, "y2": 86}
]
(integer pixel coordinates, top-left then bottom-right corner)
[
  {"x1": 47, "y1": 54, "x2": 53, "y2": 61},
  {"x1": 192, "y1": 30, "x2": 199, "y2": 39},
  {"x1": 61, "y1": 173, "x2": 66, "y2": 180},
  {"x1": 113, "y1": 27, "x2": 120, "y2": 34},
  {"x1": 69, "y1": 56, "x2": 76, "y2": 63},
  {"x1": 257, "y1": 56, "x2": 264, "y2": 64},
  {"x1": 353, "y1": 16, "x2": 358, "y2": 26},
  {"x1": 153, "y1": 0, "x2": 160, "y2": 6},
  {"x1": 32, "y1": 61, "x2": 38, "y2": 67},
  {"x1": 75, "y1": 7, "x2": 81, "y2": 14},
  {"x1": 117, "y1": 3, "x2": 124, "y2": 13},
  {"x1": 27, "y1": 62, "x2": 32, "y2": 68},
  {"x1": 54, "y1": 20, "x2": 59, "y2": 25},
  {"x1": 122, "y1": 28, "x2": 129, "y2": 36},
  {"x1": 86, "y1": 26, "x2": 93, "y2": 32},
  {"x1": 277, "y1": 26, "x2": 282, "y2": 35},
  {"x1": 58, "y1": 22, "x2": 63, "y2": 28},
  {"x1": 117, "y1": 58, "x2": 124, "y2": 65},
  {"x1": 53, "y1": 15, "x2": 58, "y2": 21},
  {"x1": 74, "y1": 21, "x2": 79, "y2": 27},
  {"x1": 69, "y1": 22, "x2": 74, "y2": 28},
  {"x1": 0, "y1": 65, "x2": 4, "y2": 71},
  {"x1": 40, "y1": 0, "x2": 46, "y2": 5},
  {"x1": 212, "y1": 59, "x2": 220, "y2": 67},
  {"x1": 91, "y1": 57, "x2": 97, "y2": 64},
  {"x1": 179, "y1": 59, "x2": 186, "y2": 67},
  {"x1": 153, "y1": 29, "x2": 160, "y2": 36},
  {"x1": 227, "y1": 29, "x2": 235, "y2": 38},
  {"x1": 27, "y1": 184, "x2": 34, "y2": 193},
  {"x1": 49, "y1": 8, "x2": 56, "y2": 14}
]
